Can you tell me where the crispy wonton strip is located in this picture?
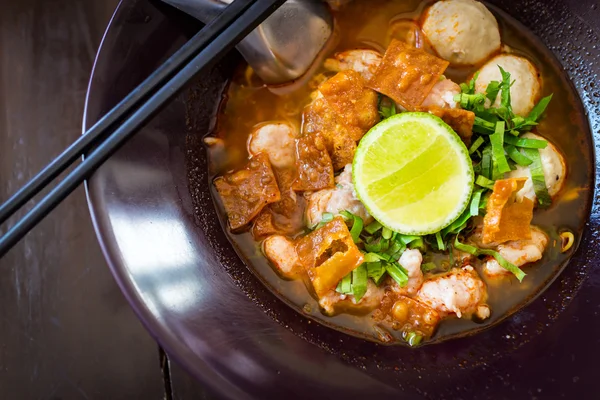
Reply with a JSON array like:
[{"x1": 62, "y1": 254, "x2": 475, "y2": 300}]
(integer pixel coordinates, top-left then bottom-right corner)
[
  {"x1": 214, "y1": 153, "x2": 281, "y2": 230},
  {"x1": 252, "y1": 168, "x2": 306, "y2": 239},
  {"x1": 318, "y1": 70, "x2": 379, "y2": 141},
  {"x1": 293, "y1": 132, "x2": 335, "y2": 192},
  {"x1": 368, "y1": 39, "x2": 449, "y2": 110},
  {"x1": 302, "y1": 96, "x2": 345, "y2": 152},
  {"x1": 295, "y1": 217, "x2": 364, "y2": 297},
  {"x1": 483, "y1": 178, "x2": 534, "y2": 244},
  {"x1": 416, "y1": 106, "x2": 475, "y2": 145}
]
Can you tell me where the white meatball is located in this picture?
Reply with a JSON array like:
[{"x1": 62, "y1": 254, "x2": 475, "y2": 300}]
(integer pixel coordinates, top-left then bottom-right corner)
[
  {"x1": 421, "y1": 78, "x2": 461, "y2": 109},
  {"x1": 416, "y1": 265, "x2": 487, "y2": 318},
  {"x1": 483, "y1": 226, "x2": 548, "y2": 277},
  {"x1": 392, "y1": 249, "x2": 424, "y2": 296},
  {"x1": 305, "y1": 164, "x2": 371, "y2": 227},
  {"x1": 263, "y1": 235, "x2": 299, "y2": 279},
  {"x1": 505, "y1": 132, "x2": 566, "y2": 202},
  {"x1": 248, "y1": 122, "x2": 297, "y2": 169},
  {"x1": 323, "y1": 49, "x2": 382, "y2": 82},
  {"x1": 422, "y1": 0, "x2": 501, "y2": 65},
  {"x1": 475, "y1": 54, "x2": 541, "y2": 116}
]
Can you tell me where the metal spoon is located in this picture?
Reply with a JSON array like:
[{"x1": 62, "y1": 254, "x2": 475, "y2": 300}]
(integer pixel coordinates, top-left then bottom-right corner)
[{"x1": 161, "y1": 0, "x2": 334, "y2": 85}]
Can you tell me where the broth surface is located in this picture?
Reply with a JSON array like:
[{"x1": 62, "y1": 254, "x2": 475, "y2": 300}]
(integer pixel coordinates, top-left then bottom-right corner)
[{"x1": 207, "y1": 0, "x2": 592, "y2": 344}]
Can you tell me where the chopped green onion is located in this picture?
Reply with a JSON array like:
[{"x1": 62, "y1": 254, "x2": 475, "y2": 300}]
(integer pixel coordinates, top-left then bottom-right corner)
[
  {"x1": 378, "y1": 95, "x2": 397, "y2": 119},
  {"x1": 382, "y1": 227, "x2": 393, "y2": 240},
  {"x1": 505, "y1": 145, "x2": 533, "y2": 166},
  {"x1": 364, "y1": 220, "x2": 383, "y2": 235},
  {"x1": 421, "y1": 262, "x2": 437, "y2": 273},
  {"x1": 481, "y1": 146, "x2": 493, "y2": 179},
  {"x1": 485, "y1": 80, "x2": 501, "y2": 103},
  {"x1": 526, "y1": 94, "x2": 553, "y2": 122},
  {"x1": 474, "y1": 117, "x2": 496, "y2": 133},
  {"x1": 460, "y1": 71, "x2": 479, "y2": 95},
  {"x1": 363, "y1": 252, "x2": 384, "y2": 263},
  {"x1": 341, "y1": 210, "x2": 364, "y2": 243},
  {"x1": 351, "y1": 264, "x2": 368, "y2": 301},
  {"x1": 475, "y1": 175, "x2": 495, "y2": 190},
  {"x1": 408, "y1": 237, "x2": 425, "y2": 251},
  {"x1": 479, "y1": 249, "x2": 526, "y2": 282},
  {"x1": 442, "y1": 208, "x2": 472, "y2": 237},
  {"x1": 453, "y1": 234, "x2": 526, "y2": 282},
  {"x1": 469, "y1": 136, "x2": 485, "y2": 154},
  {"x1": 504, "y1": 135, "x2": 548, "y2": 149},
  {"x1": 366, "y1": 262, "x2": 387, "y2": 285},
  {"x1": 521, "y1": 148, "x2": 553, "y2": 208},
  {"x1": 321, "y1": 212, "x2": 334, "y2": 222},
  {"x1": 405, "y1": 331, "x2": 423, "y2": 347},
  {"x1": 336, "y1": 273, "x2": 352, "y2": 294},
  {"x1": 435, "y1": 231, "x2": 445, "y2": 251},
  {"x1": 470, "y1": 189, "x2": 484, "y2": 216},
  {"x1": 490, "y1": 121, "x2": 511, "y2": 174},
  {"x1": 387, "y1": 240, "x2": 405, "y2": 257},
  {"x1": 385, "y1": 262, "x2": 409, "y2": 287},
  {"x1": 398, "y1": 235, "x2": 420, "y2": 245}
]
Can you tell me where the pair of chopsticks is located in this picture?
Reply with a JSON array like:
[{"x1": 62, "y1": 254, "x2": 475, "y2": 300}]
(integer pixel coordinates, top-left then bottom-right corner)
[{"x1": 0, "y1": 0, "x2": 286, "y2": 257}]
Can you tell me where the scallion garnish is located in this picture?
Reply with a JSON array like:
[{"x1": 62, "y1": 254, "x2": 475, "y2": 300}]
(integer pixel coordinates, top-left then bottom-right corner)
[
  {"x1": 341, "y1": 210, "x2": 364, "y2": 243},
  {"x1": 469, "y1": 189, "x2": 484, "y2": 216},
  {"x1": 505, "y1": 145, "x2": 533, "y2": 166},
  {"x1": 521, "y1": 147, "x2": 552, "y2": 207},
  {"x1": 503, "y1": 135, "x2": 547, "y2": 149},
  {"x1": 364, "y1": 220, "x2": 383, "y2": 234},
  {"x1": 382, "y1": 227, "x2": 393, "y2": 240},
  {"x1": 405, "y1": 331, "x2": 423, "y2": 347},
  {"x1": 385, "y1": 262, "x2": 409, "y2": 287},
  {"x1": 490, "y1": 121, "x2": 511, "y2": 173},
  {"x1": 435, "y1": 231, "x2": 445, "y2": 251},
  {"x1": 469, "y1": 136, "x2": 485, "y2": 154},
  {"x1": 351, "y1": 264, "x2": 368, "y2": 301},
  {"x1": 475, "y1": 175, "x2": 495, "y2": 190}
]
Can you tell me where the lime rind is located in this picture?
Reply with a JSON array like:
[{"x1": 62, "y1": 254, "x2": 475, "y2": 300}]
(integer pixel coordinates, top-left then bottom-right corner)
[{"x1": 352, "y1": 112, "x2": 474, "y2": 235}]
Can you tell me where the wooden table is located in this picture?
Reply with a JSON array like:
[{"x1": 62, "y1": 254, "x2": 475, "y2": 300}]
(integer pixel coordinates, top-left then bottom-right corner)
[{"x1": 0, "y1": 0, "x2": 212, "y2": 398}]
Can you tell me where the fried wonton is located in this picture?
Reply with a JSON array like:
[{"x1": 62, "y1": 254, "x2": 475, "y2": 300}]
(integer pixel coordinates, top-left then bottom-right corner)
[
  {"x1": 417, "y1": 106, "x2": 475, "y2": 145},
  {"x1": 214, "y1": 153, "x2": 281, "y2": 230},
  {"x1": 295, "y1": 217, "x2": 364, "y2": 297},
  {"x1": 252, "y1": 168, "x2": 306, "y2": 239},
  {"x1": 368, "y1": 39, "x2": 449, "y2": 110},
  {"x1": 483, "y1": 178, "x2": 534, "y2": 244},
  {"x1": 293, "y1": 132, "x2": 335, "y2": 192},
  {"x1": 318, "y1": 70, "x2": 379, "y2": 141}
]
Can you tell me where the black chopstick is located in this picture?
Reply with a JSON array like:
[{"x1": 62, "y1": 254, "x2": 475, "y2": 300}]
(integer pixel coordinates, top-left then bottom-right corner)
[
  {"x1": 0, "y1": 0, "x2": 257, "y2": 226},
  {"x1": 0, "y1": 0, "x2": 287, "y2": 257}
]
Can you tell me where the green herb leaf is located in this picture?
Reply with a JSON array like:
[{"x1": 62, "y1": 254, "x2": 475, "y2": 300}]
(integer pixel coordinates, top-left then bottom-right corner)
[
  {"x1": 505, "y1": 145, "x2": 533, "y2": 166},
  {"x1": 385, "y1": 262, "x2": 409, "y2": 287},
  {"x1": 469, "y1": 136, "x2": 485, "y2": 155},
  {"x1": 503, "y1": 135, "x2": 548, "y2": 149},
  {"x1": 405, "y1": 331, "x2": 423, "y2": 347},
  {"x1": 341, "y1": 210, "x2": 364, "y2": 243},
  {"x1": 378, "y1": 95, "x2": 397, "y2": 119},
  {"x1": 366, "y1": 262, "x2": 387, "y2": 285},
  {"x1": 521, "y1": 147, "x2": 553, "y2": 208},
  {"x1": 470, "y1": 189, "x2": 484, "y2": 216},
  {"x1": 435, "y1": 231, "x2": 445, "y2": 251},
  {"x1": 490, "y1": 121, "x2": 511, "y2": 174},
  {"x1": 485, "y1": 80, "x2": 501, "y2": 103},
  {"x1": 481, "y1": 145, "x2": 493, "y2": 179},
  {"x1": 336, "y1": 273, "x2": 352, "y2": 294},
  {"x1": 408, "y1": 237, "x2": 425, "y2": 251},
  {"x1": 421, "y1": 262, "x2": 437, "y2": 273},
  {"x1": 475, "y1": 175, "x2": 495, "y2": 190},
  {"x1": 351, "y1": 264, "x2": 368, "y2": 301},
  {"x1": 498, "y1": 66, "x2": 514, "y2": 117},
  {"x1": 526, "y1": 94, "x2": 553, "y2": 122},
  {"x1": 364, "y1": 220, "x2": 383, "y2": 235},
  {"x1": 479, "y1": 249, "x2": 526, "y2": 282},
  {"x1": 382, "y1": 227, "x2": 393, "y2": 240}
]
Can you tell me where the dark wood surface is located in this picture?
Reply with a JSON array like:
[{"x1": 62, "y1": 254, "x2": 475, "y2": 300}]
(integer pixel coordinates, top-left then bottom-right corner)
[{"x1": 0, "y1": 0, "x2": 210, "y2": 398}]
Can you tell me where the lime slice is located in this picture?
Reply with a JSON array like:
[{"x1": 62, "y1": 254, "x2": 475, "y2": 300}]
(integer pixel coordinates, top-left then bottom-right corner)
[{"x1": 352, "y1": 112, "x2": 474, "y2": 235}]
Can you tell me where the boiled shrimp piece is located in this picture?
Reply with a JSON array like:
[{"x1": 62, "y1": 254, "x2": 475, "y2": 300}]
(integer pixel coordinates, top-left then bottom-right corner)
[
  {"x1": 319, "y1": 280, "x2": 384, "y2": 315},
  {"x1": 422, "y1": 0, "x2": 501, "y2": 66},
  {"x1": 505, "y1": 132, "x2": 566, "y2": 202},
  {"x1": 248, "y1": 122, "x2": 297, "y2": 169},
  {"x1": 305, "y1": 164, "x2": 371, "y2": 227},
  {"x1": 416, "y1": 265, "x2": 488, "y2": 319},
  {"x1": 263, "y1": 235, "x2": 300, "y2": 279},
  {"x1": 483, "y1": 226, "x2": 548, "y2": 277},
  {"x1": 391, "y1": 249, "x2": 424, "y2": 296},
  {"x1": 475, "y1": 54, "x2": 541, "y2": 116},
  {"x1": 421, "y1": 78, "x2": 461, "y2": 109},
  {"x1": 323, "y1": 49, "x2": 383, "y2": 82}
]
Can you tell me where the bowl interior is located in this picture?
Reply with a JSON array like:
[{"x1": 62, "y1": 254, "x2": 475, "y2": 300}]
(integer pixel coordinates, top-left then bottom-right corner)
[{"x1": 85, "y1": 0, "x2": 600, "y2": 398}]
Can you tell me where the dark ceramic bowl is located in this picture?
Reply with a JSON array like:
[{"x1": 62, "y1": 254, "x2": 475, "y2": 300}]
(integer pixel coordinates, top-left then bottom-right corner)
[{"x1": 84, "y1": 0, "x2": 600, "y2": 398}]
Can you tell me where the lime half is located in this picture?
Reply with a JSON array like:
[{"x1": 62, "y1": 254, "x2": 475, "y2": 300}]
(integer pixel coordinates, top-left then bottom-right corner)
[{"x1": 352, "y1": 112, "x2": 474, "y2": 235}]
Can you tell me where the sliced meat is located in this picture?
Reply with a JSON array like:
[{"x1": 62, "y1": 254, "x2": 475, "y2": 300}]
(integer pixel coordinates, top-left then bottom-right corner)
[
  {"x1": 305, "y1": 164, "x2": 371, "y2": 227},
  {"x1": 248, "y1": 122, "x2": 297, "y2": 169},
  {"x1": 483, "y1": 226, "x2": 548, "y2": 277},
  {"x1": 324, "y1": 49, "x2": 383, "y2": 82},
  {"x1": 319, "y1": 280, "x2": 384, "y2": 315},
  {"x1": 214, "y1": 153, "x2": 281, "y2": 230},
  {"x1": 416, "y1": 265, "x2": 488, "y2": 318},
  {"x1": 421, "y1": 78, "x2": 461, "y2": 109}
]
